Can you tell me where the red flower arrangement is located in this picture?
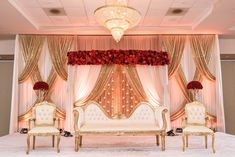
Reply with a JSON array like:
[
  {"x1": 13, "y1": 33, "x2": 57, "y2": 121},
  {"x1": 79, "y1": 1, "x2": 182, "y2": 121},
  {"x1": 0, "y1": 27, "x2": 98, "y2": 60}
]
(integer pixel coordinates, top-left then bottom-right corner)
[
  {"x1": 33, "y1": 81, "x2": 49, "y2": 91},
  {"x1": 67, "y1": 50, "x2": 169, "y2": 66},
  {"x1": 187, "y1": 81, "x2": 203, "y2": 90}
]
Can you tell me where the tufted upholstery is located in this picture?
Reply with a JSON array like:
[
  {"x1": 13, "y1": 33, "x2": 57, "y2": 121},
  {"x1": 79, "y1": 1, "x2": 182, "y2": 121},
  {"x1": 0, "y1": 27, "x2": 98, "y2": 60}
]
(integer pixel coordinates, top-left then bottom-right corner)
[
  {"x1": 33, "y1": 101, "x2": 56, "y2": 126},
  {"x1": 185, "y1": 101, "x2": 206, "y2": 125},
  {"x1": 28, "y1": 126, "x2": 60, "y2": 135},
  {"x1": 84, "y1": 104, "x2": 110, "y2": 124},
  {"x1": 129, "y1": 104, "x2": 156, "y2": 124},
  {"x1": 74, "y1": 102, "x2": 167, "y2": 132}
]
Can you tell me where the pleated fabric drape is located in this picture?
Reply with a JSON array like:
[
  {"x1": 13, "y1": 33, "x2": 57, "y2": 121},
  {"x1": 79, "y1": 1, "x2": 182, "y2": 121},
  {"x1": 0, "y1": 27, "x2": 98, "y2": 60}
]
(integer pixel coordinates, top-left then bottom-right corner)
[
  {"x1": 161, "y1": 35, "x2": 186, "y2": 79},
  {"x1": 189, "y1": 35, "x2": 216, "y2": 81},
  {"x1": 18, "y1": 35, "x2": 44, "y2": 83},
  {"x1": 47, "y1": 35, "x2": 74, "y2": 81}
]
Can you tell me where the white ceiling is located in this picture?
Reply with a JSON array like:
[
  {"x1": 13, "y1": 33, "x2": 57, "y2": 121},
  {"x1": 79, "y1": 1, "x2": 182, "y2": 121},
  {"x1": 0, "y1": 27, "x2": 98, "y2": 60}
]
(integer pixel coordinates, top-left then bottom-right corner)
[{"x1": 1, "y1": 0, "x2": 235, "y2": 35}]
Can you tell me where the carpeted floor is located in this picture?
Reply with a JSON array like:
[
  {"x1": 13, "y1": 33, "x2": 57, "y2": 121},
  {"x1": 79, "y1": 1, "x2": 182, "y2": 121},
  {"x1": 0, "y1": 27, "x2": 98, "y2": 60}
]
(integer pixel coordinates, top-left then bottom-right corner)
[{"x1": 0, "y1": 132, "x2": 234, "y2": 157}]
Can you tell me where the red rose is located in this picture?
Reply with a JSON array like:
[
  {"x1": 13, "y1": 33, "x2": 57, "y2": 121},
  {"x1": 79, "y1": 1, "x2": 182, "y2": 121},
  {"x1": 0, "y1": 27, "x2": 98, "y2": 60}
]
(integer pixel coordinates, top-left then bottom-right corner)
[
  {"x1": 33, "y1": 81, "x2": 49, "y2": 90},
  {"x1": 187, "y1": 81, "x2": 203, "y2": 90},
  {"x1": 67, "y1": 50, "x2": 169, "y2": 66}
]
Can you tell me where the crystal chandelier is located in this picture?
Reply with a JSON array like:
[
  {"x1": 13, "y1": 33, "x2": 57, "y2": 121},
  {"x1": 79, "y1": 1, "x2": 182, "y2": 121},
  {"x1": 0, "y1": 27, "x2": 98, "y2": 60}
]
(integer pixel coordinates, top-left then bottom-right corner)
[{"x1": 94, "y1": 0, "x2": 141, "y2": 42}]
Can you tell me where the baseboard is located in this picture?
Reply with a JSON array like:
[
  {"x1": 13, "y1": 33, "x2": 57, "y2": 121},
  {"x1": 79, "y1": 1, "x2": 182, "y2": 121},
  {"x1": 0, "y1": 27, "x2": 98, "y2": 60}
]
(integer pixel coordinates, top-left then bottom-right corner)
[
  {"x1": 0, "y1": 55, "x2": 14, "y2": 60},
  {"x1": 220, "y1": 54, "x2": 235, "y2": 60}
]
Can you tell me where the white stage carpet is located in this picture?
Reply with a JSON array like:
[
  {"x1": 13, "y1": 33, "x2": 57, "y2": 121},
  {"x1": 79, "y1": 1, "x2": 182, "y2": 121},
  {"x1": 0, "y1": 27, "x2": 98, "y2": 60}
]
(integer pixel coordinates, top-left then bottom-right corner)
[{"x1": 0, "y1": 132, "x2": 234, "y2": 157}]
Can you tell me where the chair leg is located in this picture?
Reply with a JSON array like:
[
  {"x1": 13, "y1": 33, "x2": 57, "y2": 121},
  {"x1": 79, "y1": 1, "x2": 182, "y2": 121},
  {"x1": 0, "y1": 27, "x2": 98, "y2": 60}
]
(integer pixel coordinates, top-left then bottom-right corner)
[
  {"x1": 75, "y1": 135, "x2": 80, "y2": 152},
  {"x1": 52, "y1": 135, "x2": 55, "y2": 147},
  {"x1": 26, "y1": 135, "x2": 30, "y2": 154},
  {"x1": 186, "y1": 135, "x2": 188, "y2": 147},
  {"x1": 182, "y1": 134, "x2": 185, "y2": 152},
  {"x1": 57, "y1": 135, "x2": 60, "y2": 153},
  {"x1": 205, "y1": 135, "x2": 207, "y2": 149},
  {"x1": 156, "y1": 135, "x2": 159, "y2": 146},
  {"x1": 33, "y1": 136, "x2": 36, "y2": 150},
  {"x1": 161, "y1": 133, "x2": 165, "y2": 151},
  {"x1": 80, "y1": 136, "x2": 83, "y2": 147},
  {"x1": 75, "y1": 136, "x2": 78, "y2": 152},
  {"x1": 212, "y1": 134, "x2": 215, "y2": 153}
]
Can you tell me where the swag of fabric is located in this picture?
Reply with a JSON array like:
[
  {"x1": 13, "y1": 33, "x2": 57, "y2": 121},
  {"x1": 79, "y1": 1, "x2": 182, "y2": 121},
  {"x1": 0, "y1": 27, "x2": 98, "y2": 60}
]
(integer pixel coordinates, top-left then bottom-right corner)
[
  {"x1": 17, "y1": 35, "x2": 74, "y2": 122},
  {"x1": 67, "y1": 50, "x2": 169, "y2": 66}
]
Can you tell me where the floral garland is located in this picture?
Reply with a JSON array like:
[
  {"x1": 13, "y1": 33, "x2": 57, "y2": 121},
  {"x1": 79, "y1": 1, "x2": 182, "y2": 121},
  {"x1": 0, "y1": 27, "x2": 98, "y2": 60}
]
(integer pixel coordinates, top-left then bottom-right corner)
[{"x1": 67, "y1": 50, "x2": 169, "y2": 65}]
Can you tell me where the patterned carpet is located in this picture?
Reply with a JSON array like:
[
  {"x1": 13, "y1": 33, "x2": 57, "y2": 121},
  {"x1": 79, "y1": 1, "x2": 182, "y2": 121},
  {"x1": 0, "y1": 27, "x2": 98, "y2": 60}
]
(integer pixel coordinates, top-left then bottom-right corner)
[{"x1": 0, "y1": 132, "x2": 234, "y2": 157}]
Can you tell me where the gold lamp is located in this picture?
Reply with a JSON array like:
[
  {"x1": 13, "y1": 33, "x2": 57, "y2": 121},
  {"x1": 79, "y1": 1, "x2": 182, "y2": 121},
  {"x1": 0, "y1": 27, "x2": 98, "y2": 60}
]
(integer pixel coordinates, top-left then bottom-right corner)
[{"x1": 94, "y1": 0, "x2": 141, "y2": 42}]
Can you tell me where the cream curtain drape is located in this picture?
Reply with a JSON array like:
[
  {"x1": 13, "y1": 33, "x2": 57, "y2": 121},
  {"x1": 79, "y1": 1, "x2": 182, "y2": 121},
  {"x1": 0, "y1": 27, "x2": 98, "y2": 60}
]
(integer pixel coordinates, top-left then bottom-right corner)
[
  {"x1": 136, "y1": 65, "x2": 170, "y2": 130},
  {"x1": 66, "y1": 65, "x2": 102, "y2": 130}
]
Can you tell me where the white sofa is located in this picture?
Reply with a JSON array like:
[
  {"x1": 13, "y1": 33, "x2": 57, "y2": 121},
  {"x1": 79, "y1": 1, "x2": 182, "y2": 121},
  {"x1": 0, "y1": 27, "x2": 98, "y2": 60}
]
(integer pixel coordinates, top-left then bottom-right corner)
[{"x1": 73, "y1": 101, "x2": 168, "y2": 151}]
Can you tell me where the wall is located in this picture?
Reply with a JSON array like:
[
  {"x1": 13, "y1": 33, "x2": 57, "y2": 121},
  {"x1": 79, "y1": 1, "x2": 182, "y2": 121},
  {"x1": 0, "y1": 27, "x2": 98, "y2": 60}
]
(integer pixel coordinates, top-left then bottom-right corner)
[
  {"x1": 0, "y1": 39, "x2": 15, "y2": 54},
  {"x1": 0, "y1": 37, "x2": 14, "y2": 136},
  {"x1": 219, "y1": 37, "x2": 235, "y2": 135},
  {"x1": 221, "y1": 61, "x2": 235, "y2": 135},
  {"x1": 219, "y1": 38, "x2": 235, "y2": 54},
  {"x1": 0, "y1": 61, "x2": 13, "y2": 136}
]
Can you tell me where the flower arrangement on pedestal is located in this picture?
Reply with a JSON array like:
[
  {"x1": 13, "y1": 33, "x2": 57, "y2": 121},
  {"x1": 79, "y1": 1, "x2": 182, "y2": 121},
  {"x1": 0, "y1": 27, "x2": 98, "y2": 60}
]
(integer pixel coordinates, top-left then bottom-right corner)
[
  {"x1": 187, "y1": 81, "x2": 203, "y2": 101},
  {"x1": 33, "y1": 81, "x2": 49, "y2": 102}
]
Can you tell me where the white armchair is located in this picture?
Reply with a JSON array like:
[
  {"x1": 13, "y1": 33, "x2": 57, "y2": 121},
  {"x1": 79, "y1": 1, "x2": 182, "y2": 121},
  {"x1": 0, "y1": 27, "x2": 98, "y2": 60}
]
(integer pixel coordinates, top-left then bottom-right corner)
[
  {"x1": 182, "y1": 101, "x2": 215, "y2": 153},
  {"x1": 26, "y1": 101, "x2": 60, "y2": 154}
]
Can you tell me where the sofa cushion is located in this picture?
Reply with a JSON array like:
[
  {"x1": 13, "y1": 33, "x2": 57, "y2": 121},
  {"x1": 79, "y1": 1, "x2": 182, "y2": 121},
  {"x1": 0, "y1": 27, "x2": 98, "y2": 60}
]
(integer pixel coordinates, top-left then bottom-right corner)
[
  {"x1": 183, "y1": 126, "x2": 213, "y2": 133},
  {"x1": 80, "y1": 122, "x2": 160, "y2": 132},
  {"x1": 28, "y1": 127, "x2": 59, "y2": 135}
]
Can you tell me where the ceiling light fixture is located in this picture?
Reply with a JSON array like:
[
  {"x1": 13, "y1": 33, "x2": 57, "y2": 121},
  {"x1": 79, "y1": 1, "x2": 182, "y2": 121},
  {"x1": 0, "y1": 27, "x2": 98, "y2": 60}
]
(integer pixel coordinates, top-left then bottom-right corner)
[{"x1": 94, "y1": 0, "x2": 141, "y2": 42}]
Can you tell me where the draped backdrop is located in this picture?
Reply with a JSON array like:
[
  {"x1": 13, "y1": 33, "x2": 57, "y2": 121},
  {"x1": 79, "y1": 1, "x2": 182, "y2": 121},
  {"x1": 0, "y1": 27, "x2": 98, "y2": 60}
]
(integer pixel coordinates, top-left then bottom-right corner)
[{"x1": 10, "y1": 34, "x2": 225, "y2": 133}]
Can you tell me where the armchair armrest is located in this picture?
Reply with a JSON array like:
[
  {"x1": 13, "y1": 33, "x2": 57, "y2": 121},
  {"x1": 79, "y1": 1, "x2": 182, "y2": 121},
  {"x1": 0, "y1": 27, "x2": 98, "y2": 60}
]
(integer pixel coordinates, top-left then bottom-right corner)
[
  {"x1": 28, "y1": 118, "x2": 35, "y2": 130},
  {"x1": 205, "y1": 115, "x2": 216, "y2": 130},
  {"x1": 154, "y1": 106, "x2": 168, "y2": 131},
  {"x1": 73, "y1": 107, "x2": 84, "y2": 132}
]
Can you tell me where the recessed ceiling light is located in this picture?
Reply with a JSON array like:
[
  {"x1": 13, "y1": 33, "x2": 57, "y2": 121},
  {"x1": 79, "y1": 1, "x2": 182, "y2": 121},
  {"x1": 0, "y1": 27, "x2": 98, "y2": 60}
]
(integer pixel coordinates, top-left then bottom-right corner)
[
  {"x1": 49, "y1": 8, "x2": 60, "y2": 15},
  {"x1": 43, "y1": 8, "x2": 66, "y2": 16},
  {"x1": 172, "y1": 9, "x2": 183, "y2": 14},
  {"x1": 166, "y1": 8, "x2": 188, "y2": 16}
]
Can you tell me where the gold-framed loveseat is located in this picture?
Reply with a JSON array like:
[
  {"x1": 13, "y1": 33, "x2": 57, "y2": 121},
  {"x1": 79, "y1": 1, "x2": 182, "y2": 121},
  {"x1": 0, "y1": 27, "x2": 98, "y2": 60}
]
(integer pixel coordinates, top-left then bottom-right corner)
[{"x1": 73, "y1": 101, "x2": 168, "y2": 151}]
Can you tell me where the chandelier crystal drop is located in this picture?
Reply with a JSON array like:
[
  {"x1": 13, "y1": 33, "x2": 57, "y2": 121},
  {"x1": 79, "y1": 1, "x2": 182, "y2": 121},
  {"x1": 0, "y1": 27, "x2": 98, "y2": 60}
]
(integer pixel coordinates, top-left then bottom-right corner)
[{"x1": 94, "y1": 0, "x2": 141, "y2": 42}]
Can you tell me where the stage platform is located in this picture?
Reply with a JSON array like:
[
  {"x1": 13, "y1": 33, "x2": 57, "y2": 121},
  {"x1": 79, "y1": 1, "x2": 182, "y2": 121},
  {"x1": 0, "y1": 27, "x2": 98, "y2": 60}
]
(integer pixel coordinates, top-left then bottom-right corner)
[{"x1": 0, "y1": 132, "x2": 234, "y2": 157}]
